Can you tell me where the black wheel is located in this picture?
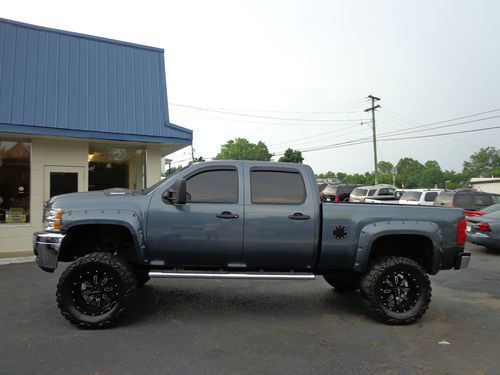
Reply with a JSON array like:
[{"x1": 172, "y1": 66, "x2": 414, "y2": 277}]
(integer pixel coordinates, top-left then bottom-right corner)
[
  {"x1": 361, "y1": 256, "x2": 432, "y2": 325},
  {"x1": 56, "y1": 252, "x2": 137, "y2": 328},
  {"x1": 135, "y1": 270, "x2": 150, "y2": 287},
  {"x1": 323, "y1": 275, "x2": 359, "y2": 292}
]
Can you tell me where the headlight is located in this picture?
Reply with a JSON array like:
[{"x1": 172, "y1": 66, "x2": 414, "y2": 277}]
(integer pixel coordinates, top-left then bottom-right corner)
[{"x1": 43, "y1": 208, "x2": 62, "y2": 232}]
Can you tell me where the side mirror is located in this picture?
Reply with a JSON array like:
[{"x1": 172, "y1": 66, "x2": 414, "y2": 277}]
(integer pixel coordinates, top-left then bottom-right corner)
[{"x1": 162, "y1": 178, "x2": 187, "y2": 204}]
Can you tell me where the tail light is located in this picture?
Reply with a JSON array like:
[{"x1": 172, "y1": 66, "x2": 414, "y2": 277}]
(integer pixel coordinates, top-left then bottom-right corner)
[
  {"x1": 335, "y1": 195, "x2": 341, "y2": 202},
  {"x1": 475, "y1": 222, "x2": 491, "y2": 232},
  {"x1": 456, "y1": 218, "x2": 467, "y2": 246}
]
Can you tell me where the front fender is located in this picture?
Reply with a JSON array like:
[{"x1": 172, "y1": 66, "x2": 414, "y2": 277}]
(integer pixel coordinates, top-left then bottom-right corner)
[
  {"x1": 61, "y1": 208, "x2": 146, "y2": 263},
  {"x1": 353, "y1": 220, "x2": 442, "y2": 273}
]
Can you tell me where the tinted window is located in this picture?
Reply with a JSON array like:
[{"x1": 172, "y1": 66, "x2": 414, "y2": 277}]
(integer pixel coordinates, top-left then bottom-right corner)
[
  {"x1": 337, "y1": 185, "x2": 356, "y2": 194},
  {"x1": 424, "y1": 192, "x2": 439, "y2": 202},
  {"x1": 368, "y1": 189, "x2": 377, "y2": 196},
  {"x1": 351, "y1": 188, "x2": 367, "y2": 196},
  {"x1": 378, "y1": 188, "x2": 395, "y2": 196},
  {"x1": 473, "y1": 194, "x2": 493, "y2": 207},
  {"x1": 186, "y1": 169, "x2": 238, "y2": 203},
  {"x1": 251, "y1": 171, "x2": 305, "y2": 204}
]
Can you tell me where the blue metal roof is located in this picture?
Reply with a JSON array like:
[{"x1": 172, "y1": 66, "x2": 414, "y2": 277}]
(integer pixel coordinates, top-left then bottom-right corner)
[{"x1": 0, "y1": 18, "x2": 192, "y2": 145}]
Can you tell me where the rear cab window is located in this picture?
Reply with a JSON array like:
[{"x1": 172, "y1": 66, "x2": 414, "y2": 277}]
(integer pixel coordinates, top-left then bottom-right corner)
[{"x1": 250, "y1": 169, "x2": 306, "y2": 205}]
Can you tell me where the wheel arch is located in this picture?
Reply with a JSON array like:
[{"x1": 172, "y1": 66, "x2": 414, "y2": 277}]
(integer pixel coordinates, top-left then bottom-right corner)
[
  {"x1": 59, "y1": 222, "x2": 145, "y2": 265},
  {"x1": 354, "y1": 221, "x2": 442, "y2": 274}
]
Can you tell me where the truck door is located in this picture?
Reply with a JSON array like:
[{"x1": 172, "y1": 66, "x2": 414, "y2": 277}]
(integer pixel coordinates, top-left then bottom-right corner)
[
  {"x1": 147, "y1": 164, "x2": 244, "y2": 268},
  {"x1": 242, "y1": 166, "x2": 317, "y2": 271}
]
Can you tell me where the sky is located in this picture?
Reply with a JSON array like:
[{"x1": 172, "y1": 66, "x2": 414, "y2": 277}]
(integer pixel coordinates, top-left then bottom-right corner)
[{"x1": 2, "y1": 0, "x2": 500, "y2": 174}]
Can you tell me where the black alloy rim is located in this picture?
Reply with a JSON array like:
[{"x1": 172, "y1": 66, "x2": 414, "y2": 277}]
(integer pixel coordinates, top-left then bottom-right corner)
[
  {"x1": 71, "y1": 267, "x2": 119, "y2": 316},
  {"x1": 379, "y1": 269, "x2": 420, "y2": 313}
]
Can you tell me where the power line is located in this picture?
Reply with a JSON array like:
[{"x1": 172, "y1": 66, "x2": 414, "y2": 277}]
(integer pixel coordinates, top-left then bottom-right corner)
[
  {"x1": 273, "y1": 124, "x2": 500, "y2": 155},
  {"x1": 170, "y1": 103, "x2": 369, "y2": 122},
  {"x1": 377, "y1": 115, "x2": 500, "y2": 139}
]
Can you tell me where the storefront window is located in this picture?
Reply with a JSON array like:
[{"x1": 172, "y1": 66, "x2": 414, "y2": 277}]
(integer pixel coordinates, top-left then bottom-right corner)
[
  {"x1": 88, "y1": 145, "x2": 146, "y2": 191},
  {"x1": 0, "y1": 140, "x2": 31, "y2": 224}
]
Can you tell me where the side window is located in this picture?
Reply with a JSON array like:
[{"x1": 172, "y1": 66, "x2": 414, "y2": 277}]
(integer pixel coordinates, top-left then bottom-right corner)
[
  {"x1": 378, "y1": 188, "x2": 393, "y2": 196},
  {"x1": 251, "y1": 170, "x2": 306, "y2": 204},
  {"x1": 425, "y1": 192, "x2": 438, "y2": 202},
  {"x1": 186, "y1": 169, "x2": 238, "y2": 203},
  {"x1": 368, "y1": 189, "x2": 377, "y2": 196}
]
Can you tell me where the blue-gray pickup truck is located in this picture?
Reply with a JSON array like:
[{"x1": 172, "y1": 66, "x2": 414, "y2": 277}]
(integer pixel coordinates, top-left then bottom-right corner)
[{"x1": 33, "y1": 161, "x2": 470, "y2": 328}]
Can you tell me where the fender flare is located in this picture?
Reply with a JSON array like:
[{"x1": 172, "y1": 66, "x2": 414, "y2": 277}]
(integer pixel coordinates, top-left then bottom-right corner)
[
  {"x1": 60, "y1": 208, "x2": 146, "y2": 264},
  {"x1": 353, "y1": 220, "x2": 442, "y2": 274}
]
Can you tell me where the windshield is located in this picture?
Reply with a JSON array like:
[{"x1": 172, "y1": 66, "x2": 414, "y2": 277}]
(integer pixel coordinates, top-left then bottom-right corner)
[
  {"x1": 483, "y1": 204, "x2": 500, "y2": 214},
  {"x1": 484, "y1": 210, "x2": 500, "y2": 220},
  {"x1": 401, "y1": 192, "x2": 422, "y2": 201}
]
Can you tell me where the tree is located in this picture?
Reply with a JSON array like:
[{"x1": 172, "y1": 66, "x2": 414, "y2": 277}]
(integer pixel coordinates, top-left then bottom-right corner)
[
  {"x1": 278, "y1": 148, "x2": 304, "y2": 163},
  {"x1": 462, "y1": 147, "x2": 500, "y2": 178},
  {"x1": 419, "y1": 160, "x2": 443, "y2": 188},
  {"x1": 396, "y1": 158, "x2": 424, "y2": 188},
  {"x1": 214, "y1": 138, "x2": 272, "y2": 161},
  {"x1": 377, "y1": 161, "x2": 394, "y2": 184}
]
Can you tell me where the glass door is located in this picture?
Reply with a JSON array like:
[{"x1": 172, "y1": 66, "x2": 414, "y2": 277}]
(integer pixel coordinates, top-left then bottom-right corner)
[{"x1": 44, "y1": 166, "x2": 85, "y2": 201}]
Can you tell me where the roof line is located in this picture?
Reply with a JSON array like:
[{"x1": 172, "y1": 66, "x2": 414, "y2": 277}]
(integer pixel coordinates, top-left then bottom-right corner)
[
  {"x1": 165, "y1": 121, "x2": 193, "y2": 135},
  {"x1": 0, "y1": 17, "x2": 164, "y2": 53}
]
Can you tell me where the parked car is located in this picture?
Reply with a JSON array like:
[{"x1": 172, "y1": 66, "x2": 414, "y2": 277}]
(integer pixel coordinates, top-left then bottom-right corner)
[
  {"x1": 433, "y1": 190, "x2": 500, "y2": 215},
  {"x1": 321, "y1": 184, "x2": 359, "y2": 202},
  {"x1": 350, "y1": 184, "x2": 397, "y2": 202},
  {"x1": 463, "y1": 203, "x2": 500, "y2": 218},
  {"x1": 466, "y1": 210, "x2": 500, "y2": 250},
  {"x1": 399, "y1": 189, "x2": 443, "y2": 206}
]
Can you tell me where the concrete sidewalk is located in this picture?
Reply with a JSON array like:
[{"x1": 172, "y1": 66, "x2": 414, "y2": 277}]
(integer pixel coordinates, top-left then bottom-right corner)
[{"x1": 0, "y1": 256, "x2": 34, "y2": 265}]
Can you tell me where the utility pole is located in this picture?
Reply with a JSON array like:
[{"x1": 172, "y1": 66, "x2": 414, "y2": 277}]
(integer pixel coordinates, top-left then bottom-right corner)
[
  {"x1": 191, "y1": 145, "x2": 195, "y2": 163},
  {"x1": 365, "y1": 95, "x2": 381, "y2": 184}
]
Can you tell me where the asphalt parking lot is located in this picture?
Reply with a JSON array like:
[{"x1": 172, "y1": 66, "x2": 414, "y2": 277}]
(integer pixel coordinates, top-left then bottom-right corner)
[{"x1": 1, "y1": 243, "x2": 499, "y2": 375}]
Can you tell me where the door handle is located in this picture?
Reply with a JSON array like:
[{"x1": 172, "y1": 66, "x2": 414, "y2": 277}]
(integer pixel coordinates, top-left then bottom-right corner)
[
  {"x1": 216, "y1": 211, "x2": 239, "y2": 219},
  {"x1": 288, "y1": 212, "x2": 311, "y2": 220}
]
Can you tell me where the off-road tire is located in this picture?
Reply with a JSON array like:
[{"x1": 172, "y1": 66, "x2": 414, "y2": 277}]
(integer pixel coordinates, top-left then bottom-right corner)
[
  {"x1": 56, "y1": 252, "x2": 137, "y2": 329},
  {"x1": 360, "y1": 256, "x2": 432, "y2": 325},
  {"x1": 323, "y1": 275, "x2": 359, "y2": 292}
]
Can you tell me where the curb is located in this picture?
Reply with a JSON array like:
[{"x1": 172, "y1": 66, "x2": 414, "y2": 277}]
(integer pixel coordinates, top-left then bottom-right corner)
[{"x1": 0, "y1": 256, "x2": 35, "y2": 265}]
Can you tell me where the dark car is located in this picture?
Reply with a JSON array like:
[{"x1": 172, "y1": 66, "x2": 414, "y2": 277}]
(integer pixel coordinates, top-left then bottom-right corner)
[
  {"x1": 321, "y1": 184, "x2": 359, "y2": 202},
  {"x1": 433, "y1": 189, "x2": 500, "y2": 215},
  {"x1": 466, "y1": 209, "x2": 500, "y2": 250}
]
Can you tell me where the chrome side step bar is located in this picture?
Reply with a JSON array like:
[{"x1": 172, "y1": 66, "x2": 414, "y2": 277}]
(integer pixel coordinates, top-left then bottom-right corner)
[{"x1": 148, "y1": 271, "x2": 315, "y2": 280}]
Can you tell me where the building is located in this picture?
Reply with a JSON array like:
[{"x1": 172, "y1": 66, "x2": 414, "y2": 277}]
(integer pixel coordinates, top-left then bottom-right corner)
[
  {"x1": 0, "y1": 18, "x2": 192, "y2": 256},
  {"x1": 465, "y1": 177, "x2": 500, "y2": 194}
]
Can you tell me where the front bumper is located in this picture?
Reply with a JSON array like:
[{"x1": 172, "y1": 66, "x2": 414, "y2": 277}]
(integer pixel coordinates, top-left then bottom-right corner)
[{"x1": 33, "y1": 232, "x2": 65, "y2": 272}]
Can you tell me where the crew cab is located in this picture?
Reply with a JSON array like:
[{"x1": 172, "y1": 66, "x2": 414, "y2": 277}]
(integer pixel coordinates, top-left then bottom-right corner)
[{"x1": 33, "y1": 161, "x2": 470, "y2": 328}]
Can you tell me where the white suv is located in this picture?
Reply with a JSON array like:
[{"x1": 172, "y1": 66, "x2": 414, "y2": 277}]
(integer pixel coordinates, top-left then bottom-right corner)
[
  {"x1": 349, "y1": 185, "x2": 397, "y2": 202},
  {"x1": 399, "y1": 189, "x2": 443, "y2": 206}
]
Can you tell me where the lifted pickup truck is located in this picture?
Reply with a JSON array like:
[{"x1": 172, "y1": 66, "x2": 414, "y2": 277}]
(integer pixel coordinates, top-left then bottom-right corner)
[{"x1": 34, "y1": 161, "x2": 470, "y2": 328}]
